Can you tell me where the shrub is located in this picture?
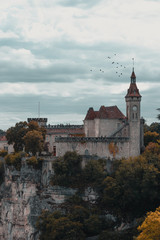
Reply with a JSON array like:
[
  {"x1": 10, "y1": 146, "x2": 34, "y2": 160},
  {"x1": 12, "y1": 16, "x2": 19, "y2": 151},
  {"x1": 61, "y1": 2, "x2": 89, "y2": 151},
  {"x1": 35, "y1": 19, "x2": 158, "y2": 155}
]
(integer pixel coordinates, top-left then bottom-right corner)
[
  {"x1": 4, "y1": 152, "x2": 22, "y2": 170},
  {"x1": 0, "y1": 149, "x2": 8, "y2": 157},
  {"x1": 26, "y1": 156, "x2": 44, "y2": 169}
]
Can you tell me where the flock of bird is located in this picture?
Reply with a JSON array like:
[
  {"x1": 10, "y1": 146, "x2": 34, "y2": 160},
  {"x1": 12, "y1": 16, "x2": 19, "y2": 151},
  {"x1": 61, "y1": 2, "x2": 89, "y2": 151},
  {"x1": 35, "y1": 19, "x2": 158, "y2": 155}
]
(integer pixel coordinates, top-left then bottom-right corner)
[{"x1": 90, "y1": 54, "x2": 127, "y2": 77}]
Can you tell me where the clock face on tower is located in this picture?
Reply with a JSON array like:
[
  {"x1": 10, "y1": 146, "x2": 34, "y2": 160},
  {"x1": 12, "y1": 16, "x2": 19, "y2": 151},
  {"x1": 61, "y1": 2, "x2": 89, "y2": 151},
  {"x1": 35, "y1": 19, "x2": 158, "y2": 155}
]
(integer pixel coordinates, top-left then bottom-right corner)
[{"x1": 132, "y1": 105, "x2": 137, "y2": 111}]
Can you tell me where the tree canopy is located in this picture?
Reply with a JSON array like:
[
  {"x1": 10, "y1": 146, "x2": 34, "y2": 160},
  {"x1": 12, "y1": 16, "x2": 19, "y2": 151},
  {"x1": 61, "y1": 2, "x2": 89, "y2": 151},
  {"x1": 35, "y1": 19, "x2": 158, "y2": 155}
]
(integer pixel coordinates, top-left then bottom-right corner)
[
  {"x1": 137, "y1": 206, "x2": 160, "y2": 240},
  {"x1": 6, "y1": 120, "x2": 46, "y2": 154},
  {"x1": 101, "y1": 155, "x2": 160, "y2": 221}
]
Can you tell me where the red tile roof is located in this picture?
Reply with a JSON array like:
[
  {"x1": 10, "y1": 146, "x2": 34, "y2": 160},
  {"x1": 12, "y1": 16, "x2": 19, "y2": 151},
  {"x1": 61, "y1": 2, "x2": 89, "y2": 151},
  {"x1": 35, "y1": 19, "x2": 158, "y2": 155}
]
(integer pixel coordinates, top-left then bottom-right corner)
[
  {"x1": 85, "y1": 106, "x2": 125, "y2": 120},
  {"x1": 0, "y1": 136, "x2": 7, "y2": 141},
  {"x1": 125, "y1": 83, "x2": 141, "y2": 98},
  {"x1": 125, "y1": 69, "x2": 141, "y2": 98}
]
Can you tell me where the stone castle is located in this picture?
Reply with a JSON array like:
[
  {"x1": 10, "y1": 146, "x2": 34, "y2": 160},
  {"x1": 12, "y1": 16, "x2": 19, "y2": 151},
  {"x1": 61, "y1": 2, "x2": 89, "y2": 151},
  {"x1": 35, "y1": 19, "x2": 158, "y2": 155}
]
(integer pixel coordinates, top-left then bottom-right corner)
[
  {"x1": 27, "y1": 69, "x2": 144, "y2": 160},
  {"x1": 0, "y1": 69, "x2": 145, "y2": 240}
]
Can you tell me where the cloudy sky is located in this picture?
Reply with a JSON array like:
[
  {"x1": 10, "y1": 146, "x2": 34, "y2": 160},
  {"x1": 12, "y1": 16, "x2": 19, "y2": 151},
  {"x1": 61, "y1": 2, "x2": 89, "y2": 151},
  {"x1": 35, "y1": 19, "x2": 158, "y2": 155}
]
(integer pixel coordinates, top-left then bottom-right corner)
[{"x1": 0, "y1": 0, "x2": 160, "y2": 130}]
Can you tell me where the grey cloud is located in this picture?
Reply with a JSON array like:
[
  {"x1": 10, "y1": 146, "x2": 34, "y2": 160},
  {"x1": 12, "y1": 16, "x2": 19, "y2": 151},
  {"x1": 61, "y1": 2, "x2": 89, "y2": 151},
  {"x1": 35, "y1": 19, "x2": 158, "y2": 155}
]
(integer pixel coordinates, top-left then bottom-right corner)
[{"x1": 57, "y1": 0, "x2": 102, "y2": 9}]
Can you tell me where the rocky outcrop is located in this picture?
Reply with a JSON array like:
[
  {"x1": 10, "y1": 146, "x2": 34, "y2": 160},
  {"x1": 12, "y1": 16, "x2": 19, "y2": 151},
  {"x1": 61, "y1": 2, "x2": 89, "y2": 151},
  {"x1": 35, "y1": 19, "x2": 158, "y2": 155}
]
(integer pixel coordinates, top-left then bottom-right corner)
[{"x1": 0, "y1": 163, "x2": 77, "y2": 240}]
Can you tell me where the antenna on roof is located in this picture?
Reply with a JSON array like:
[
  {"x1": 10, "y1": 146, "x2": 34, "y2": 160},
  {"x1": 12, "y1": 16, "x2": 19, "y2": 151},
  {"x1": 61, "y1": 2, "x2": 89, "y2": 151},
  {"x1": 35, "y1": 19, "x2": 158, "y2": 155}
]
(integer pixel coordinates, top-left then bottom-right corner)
[
  {"x1": 38, "y1": 102, "x2": 40, "y2": 118},
  {"x1": 132, "y1": 58, "x2": 134, "y2": 71}
]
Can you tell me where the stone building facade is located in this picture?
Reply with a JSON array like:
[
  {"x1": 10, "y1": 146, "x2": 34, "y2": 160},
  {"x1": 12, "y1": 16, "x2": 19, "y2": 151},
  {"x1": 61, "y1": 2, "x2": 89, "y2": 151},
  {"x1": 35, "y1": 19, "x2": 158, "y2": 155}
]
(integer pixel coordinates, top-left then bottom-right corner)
[
  {"x1": 44, "y1": 69, "x2": 144, "y2": 159},
  {"x1": 2, "y1": 69, "x2": 143, "y2": 159}
]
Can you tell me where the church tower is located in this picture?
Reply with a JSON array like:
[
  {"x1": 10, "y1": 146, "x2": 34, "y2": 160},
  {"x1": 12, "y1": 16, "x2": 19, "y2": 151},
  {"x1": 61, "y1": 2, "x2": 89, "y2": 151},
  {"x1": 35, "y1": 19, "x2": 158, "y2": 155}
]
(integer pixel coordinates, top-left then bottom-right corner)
[{"x1": 125, "y1": 69, "x2": 141, "y2": 156}]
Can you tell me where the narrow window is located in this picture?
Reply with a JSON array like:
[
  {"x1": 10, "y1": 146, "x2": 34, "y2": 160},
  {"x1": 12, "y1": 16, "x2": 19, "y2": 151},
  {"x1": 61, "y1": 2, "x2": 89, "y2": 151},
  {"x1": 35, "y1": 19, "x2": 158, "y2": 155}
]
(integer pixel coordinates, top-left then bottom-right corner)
[
  {"x1": 132, "y1": 113, "x2": 134, "y2": 119},
  {"x1": 117, "y1": 123, "x2": 120, "y2": 129},
  {"x1": 53, "y1": 146, "x2": 56, "y2": 156}
]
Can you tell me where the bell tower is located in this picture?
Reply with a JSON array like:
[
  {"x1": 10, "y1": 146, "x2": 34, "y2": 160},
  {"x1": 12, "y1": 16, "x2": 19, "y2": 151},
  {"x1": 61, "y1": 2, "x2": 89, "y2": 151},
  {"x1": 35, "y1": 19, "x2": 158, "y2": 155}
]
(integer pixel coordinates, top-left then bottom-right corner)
[{"x1": 125, "y1": 68, "x2": 141, "y2": 156}]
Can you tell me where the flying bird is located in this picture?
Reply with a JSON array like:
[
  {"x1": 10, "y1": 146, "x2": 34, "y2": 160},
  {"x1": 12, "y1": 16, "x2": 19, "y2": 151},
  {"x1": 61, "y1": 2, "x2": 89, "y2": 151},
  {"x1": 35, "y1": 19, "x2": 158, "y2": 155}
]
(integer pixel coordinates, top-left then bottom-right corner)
[{"x1": 112, "y1": 62, "x2": 114, "y2": 64}]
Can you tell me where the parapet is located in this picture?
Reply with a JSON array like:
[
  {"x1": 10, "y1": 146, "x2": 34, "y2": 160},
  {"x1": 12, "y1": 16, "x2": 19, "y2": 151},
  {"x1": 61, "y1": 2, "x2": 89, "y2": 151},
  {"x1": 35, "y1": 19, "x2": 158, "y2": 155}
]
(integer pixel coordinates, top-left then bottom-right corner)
[
  {"x1": 46, "y1": 124, "x2": 83, "y2": 129},
  {"x1": 55, "y1": 136, "x2": 129, "y2": 143}
]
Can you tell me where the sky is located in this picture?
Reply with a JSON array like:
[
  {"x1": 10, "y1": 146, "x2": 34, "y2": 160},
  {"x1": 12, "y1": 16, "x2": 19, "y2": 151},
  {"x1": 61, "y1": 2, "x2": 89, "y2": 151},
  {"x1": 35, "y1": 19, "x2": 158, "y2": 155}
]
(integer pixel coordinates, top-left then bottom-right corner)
[{"x1": 0, "y1": 0, "x2": 160, "y2": 130}]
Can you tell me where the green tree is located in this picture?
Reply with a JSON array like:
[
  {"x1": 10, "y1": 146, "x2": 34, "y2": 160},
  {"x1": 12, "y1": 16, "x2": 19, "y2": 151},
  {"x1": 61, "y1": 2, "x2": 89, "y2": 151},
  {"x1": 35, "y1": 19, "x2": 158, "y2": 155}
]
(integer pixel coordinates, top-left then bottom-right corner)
[
  {"x1": 36, "y1": 210, "x2": 85, "y2": 240},
  {"x1": 6, "y1": 121, "x2": 28, "y2": 152},
  {"x1": 137, "y1": 206, "x2": 160, "y2": 240},
  {"x1": 51, "y1": 151, "x2": 83, "y2": 188},
  {"x1": 82, "y1": 159, "x2": 106, "y2": 190},
  {"x1": 101, "y1": 156, "x2": 160, "y2": 221},
  {"x1": 24, "y1": 130, "x2": 44, "y2": 156},
  {"x1": 157, "y1": 108, "x2": 160, "y2": 120}
]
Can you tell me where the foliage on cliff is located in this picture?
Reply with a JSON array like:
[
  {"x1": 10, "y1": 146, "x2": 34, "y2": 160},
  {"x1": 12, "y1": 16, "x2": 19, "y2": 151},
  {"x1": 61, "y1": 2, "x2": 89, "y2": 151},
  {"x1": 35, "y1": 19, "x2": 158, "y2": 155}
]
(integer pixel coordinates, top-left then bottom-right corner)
[
  {"x1": 6, "y1": 120, "x2": 46, "y2": 154},
  {"x1": 37, "y1": 140, "x2": 160, "y2": 239},
  {"x1": 4, "y1": 152, "x2": 23, "y2": 170},
  {"x1": 137, "y1": 207, "x2": 160, "y2": 240},
  {"x1": 100, "y1": 142, "x2": 160, "y2": 221},
  {"x1": 144, "y1": 122, "x2": 160, "y2": 147},
  {"x1": 26, "y1": 156, "x2": 43, "y2": 169},
  {"x1": 0, "y1": 149, "x2": 8, "y2": 157},
  {"x1": 36, "y1": 210, "x2": 85, "y2": 240},
  {"x1": 51, "y1": 151, "x2": 106, "y2": 190},
  {"x1": 36, "y1": 203, "x2": 115, "y2": 240}
]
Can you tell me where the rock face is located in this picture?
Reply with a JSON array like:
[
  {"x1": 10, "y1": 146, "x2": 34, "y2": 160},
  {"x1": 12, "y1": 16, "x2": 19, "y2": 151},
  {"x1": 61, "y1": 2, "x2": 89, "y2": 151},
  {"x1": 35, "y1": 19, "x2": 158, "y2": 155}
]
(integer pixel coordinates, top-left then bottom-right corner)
[{"x1": 0, "y1": 163, "x2": 77, "y2": 240}]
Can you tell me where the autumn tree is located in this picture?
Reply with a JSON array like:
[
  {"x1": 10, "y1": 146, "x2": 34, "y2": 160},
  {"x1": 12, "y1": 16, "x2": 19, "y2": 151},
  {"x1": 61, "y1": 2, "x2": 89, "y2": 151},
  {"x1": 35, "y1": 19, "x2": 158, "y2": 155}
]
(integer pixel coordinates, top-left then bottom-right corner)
[
  {"x1": 144, "y1": 131, "x2": 159, "y2": 146},
  {"x1": 24, "y1": 130, "x2": 44, "y2": 156},
  {"x1": 137, "y1": 206, "x2": 160, "y2": 240},
  {"x1": 4, "y1": 152, "x2": 24, "y2": 170},
  {"x1": 6, "y1": 120, "x2": 46, "y2": 154}
]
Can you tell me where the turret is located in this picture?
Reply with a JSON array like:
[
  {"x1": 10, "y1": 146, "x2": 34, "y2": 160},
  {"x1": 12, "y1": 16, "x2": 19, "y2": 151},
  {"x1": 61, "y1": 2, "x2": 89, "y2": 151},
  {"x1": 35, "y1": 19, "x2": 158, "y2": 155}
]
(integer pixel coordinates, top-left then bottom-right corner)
[{"x1": 125, "y1": 69, "x2": 141, "y2": 156}]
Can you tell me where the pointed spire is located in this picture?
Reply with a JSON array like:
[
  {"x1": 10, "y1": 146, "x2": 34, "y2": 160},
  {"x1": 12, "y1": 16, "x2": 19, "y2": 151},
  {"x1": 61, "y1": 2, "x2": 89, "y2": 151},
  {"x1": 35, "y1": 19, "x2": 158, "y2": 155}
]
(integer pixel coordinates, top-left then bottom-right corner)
[
  {"x1": 131, "y1": 68, "x2": 136, "y2": 83},
  {"x1": 125, "y1": 69, "x2": 141, "y2": 98}
]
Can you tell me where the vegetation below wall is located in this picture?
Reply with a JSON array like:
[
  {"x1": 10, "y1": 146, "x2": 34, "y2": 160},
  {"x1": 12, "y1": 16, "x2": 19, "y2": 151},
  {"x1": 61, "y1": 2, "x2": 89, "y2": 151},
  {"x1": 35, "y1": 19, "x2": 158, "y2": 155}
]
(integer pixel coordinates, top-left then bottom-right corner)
[
  {"x1": 51, "y1": 151, "x2": 106, "y2": 190},
  {"x1": 37, "y1": 138, "x2": 160, "y2": 239},
  {"x1": 1, "y1": 120, "x2": 160, "y2": 239}
]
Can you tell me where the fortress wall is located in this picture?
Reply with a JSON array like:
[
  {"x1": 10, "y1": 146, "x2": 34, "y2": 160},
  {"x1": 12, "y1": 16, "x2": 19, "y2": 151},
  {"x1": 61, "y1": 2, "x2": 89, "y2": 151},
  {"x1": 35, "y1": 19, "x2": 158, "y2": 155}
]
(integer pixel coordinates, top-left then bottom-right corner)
[{"x1": 56, "y1": 139, "x2": 130, "y2": 159}]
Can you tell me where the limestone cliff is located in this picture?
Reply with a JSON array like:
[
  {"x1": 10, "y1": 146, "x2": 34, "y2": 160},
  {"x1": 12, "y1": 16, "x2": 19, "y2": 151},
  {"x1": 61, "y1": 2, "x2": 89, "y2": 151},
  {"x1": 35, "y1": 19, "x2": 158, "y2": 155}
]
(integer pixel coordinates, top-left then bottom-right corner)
[{"x1": 0, "y1": 163, "x2": 77, "y2": 240}]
